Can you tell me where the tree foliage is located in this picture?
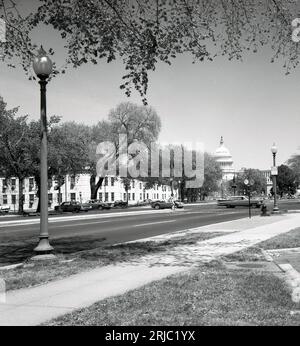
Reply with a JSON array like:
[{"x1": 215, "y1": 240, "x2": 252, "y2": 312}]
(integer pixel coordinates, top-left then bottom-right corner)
[
  {"x1": 277, "y1": 164, "x2": 298, "y2": 196},
  {"x1": 230, "y1": 168, "x2": 267, "y2": 196},
  {"x1": 1, "y1": 0, "x2": 300, "y2": 103},
  {"x1": 0, "y1": 97, "x2": 34, "y2": 213},
  {"x1": 288, "y1": 152, "x2": 300, "y2": 185},
  {"x1": 88, "y1": 102, "x2": 161, "y2": 199},
  {"x1": 0, "y1": 95, "x2": 91, "y2": 212},
  {"x1": 199, "y1": 152, "x2": 223, "y2": 199}
]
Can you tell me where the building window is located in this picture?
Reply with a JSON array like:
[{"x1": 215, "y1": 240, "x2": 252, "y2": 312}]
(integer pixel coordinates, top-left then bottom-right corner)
[
  {"x1": 2, "y1": 195, "x2": 7, "y2": 205},
  {"x1": 147, "y1": 193, "x2": 149, "y2": 199},
  {"x1": 2, "y1": 179, "x2": 7, "y2": 193},
  {"x1": 132, "y1": 181, "x2": 135, "y2": 189},
  {"x1": 29, "y1": 178, "x2": 34, "y2": 192},
  {"x1": 99, "y1": 193, "x2": 103, "y2": 201},
  {"x1": 29, "y1": 194, "x2": 34, "y2": 208},
  {"x1": 124, "y1": 193, "x2": 126, "y2": 201},
  {"x1": 139, "y1": 183, "x2": 142, "y2": 190},
  {"x1": 70, "y1": 176, "x2": 76, "y2": 190},
  {"x1": 11, "y1": 195, "x2": 16, "y2": 205},
  {"x1": 57, "y1": 193, "x2": 62, "y2": 204},
  {"x1": 111, "y1": 177, "x2": 114, "y2": 186},
  {"x1": 70, "y1": 193, "x2": 76, "y2": 201},
  {"x1": 48, "y1": 194, "x2": 53, "y2": 206},
  {"x1": 111, "y1": 192, "x2": 115, "y2": 202},
  {"x1": 128, "y1": 193, "x2": 131, "y2": 201},
  {"x1": 132, "y1": 193, "x2": 135, "y2": 201},
  {"x1": 11, "y1": 179, "x2": 16, "y2": 191},
  {"x1": 104, "y1": 177, "x2": 108, "y2": 186},
  {"x1": 140, "y1": 193, "x2": 142, "y2": 200},
  {"x1": 105, "y1": 192, "x2": 109, "y2": 202}
]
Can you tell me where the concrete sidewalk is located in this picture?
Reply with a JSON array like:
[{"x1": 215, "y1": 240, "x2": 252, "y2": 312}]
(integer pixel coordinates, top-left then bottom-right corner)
[{"x1": 1, "y1": 212, "x2": 300, "y2": 326}]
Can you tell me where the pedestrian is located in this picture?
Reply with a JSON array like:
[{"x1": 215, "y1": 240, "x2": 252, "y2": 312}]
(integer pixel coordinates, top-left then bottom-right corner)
[{"x1": 170, "y1": 194, "x2": 175, "y2": 211}]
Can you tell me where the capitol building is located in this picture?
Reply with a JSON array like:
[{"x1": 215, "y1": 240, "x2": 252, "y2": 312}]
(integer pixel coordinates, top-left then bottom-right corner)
[
  {"x1": 214, "y1": 137, "x2": 235, "y2": 181},
  {"x1": 214, "y1": 137, "x2": 273, "y2": 195}
]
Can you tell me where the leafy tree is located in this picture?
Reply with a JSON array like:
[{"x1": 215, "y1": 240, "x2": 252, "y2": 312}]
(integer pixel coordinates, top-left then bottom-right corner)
[
  {"x1": 182, "y1": 152, "x2": 222, "y2": 202},
  {"x1": 1, "y1": 1, "x2": 299, "y2": 103},
  {"x1": 288, "y1": 152, "x2": 300, "y2": 187},
  {"x1": 199, "y1": 153, "x2": 223, "y2": 200},
  {"x1": 0, "y1": 96, "x2": 91, "y2": 212},
  {"x1": 24, "y1": 118, "x2": 91, "y2": 211},
  {"x1": 121, "y1": 177, "x2": 131, "y2": 203},
  {"x1": 89, "y1": 102, "x2": 161, "y2": 199},
  {"x1": 277, "y1": 164, "x2": 297, "y2": 197},
  {"x1": 233, "y1": 169, "x2": 267, "y2": 196},
  {"x1": 0, "y1": 97, "x2": 33, "y2": 213}
]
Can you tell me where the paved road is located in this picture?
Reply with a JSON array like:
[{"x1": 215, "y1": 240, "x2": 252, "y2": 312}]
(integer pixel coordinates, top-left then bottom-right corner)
[{"x1": 0, "y1": 200, "x2": 299, "y2": 265}]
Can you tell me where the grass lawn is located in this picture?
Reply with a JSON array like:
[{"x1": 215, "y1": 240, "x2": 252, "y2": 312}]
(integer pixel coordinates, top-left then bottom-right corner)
[
  {"x1": 0, "y1": 231, "x2": 223, "y2": 291},
  {"x1": 221, "y1": 246, "x2": 266, "y2": 262},
  {"x1": 259, "y1": 227, "x2": 300, "y2": 250},
  {"x1": 44, "y1": 262, "x2": 300, "y2": 326},
  {"x1": 220, "y1": 227, "x2": 300, "y2": 262}
]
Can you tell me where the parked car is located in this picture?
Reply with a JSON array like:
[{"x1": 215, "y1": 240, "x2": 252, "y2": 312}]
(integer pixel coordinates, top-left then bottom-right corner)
[
  {"x1": 0, "y1": 205, "x2": 10, "y2": 214},
  {"x1": 86, "y1": 200, "x2": 111, "y2": 210},
  {"x1": 151, "y1": 200, "x2": 184, "y2": 210},
  {"x1": 80, "y1": 202, "x2": 93, "y2": 212},
  {"x1": 55, "y1": 201, "x2": 92, "y2": 213},
  {"x1": 113, "y1": 200, "x2": 128, "y2": 208},
  {"x1": 174, "y1": 200, "x2": 184, "y2": 208},
  {"x1": 136, "y1": 200, "x2": 148, "y2": 207},
  {"x1": 217, "y1": 196, "x2": 263, "y2": 208}
]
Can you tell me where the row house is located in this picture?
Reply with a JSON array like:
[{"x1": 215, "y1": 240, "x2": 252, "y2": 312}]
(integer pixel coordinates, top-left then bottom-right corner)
[{"x1": 0, "y1": 175, "x2": 177, "y2": 212}]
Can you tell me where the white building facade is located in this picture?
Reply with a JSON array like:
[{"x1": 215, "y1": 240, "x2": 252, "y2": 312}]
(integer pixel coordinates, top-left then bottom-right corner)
[
  {"x1": 0, "y1": 175, "x2": 177, "y2": 212},
  {"x1": 214, "y1": 137, "x2": 235, "y2": 181}
]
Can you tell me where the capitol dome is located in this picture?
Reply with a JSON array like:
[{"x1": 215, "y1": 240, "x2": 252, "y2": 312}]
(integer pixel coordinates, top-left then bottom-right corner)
[{"x1": 215, "y1": 137, "x2": 235, "y2": 180}]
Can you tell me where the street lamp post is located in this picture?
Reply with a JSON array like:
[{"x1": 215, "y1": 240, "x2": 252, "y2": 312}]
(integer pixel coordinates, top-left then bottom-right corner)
[
  {"x1": 271, "y1": 143, "x2": 279, "y2": 214},
  {"x1": 244, "y1": 179, "x2": 254, "y2": 219},
  {"x1": 32, "y1": 46, "x2": 54, "y2": 257}
]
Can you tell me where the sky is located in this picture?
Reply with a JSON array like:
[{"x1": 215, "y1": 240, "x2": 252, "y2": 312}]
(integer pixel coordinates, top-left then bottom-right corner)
[{"x1": 1, "y1": 0, "x2": 300, "y2": 171}]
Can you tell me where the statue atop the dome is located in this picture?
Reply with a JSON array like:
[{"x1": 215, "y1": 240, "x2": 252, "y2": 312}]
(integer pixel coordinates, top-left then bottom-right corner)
[{"x1": 220, "y1": 136, "x2": 224, "y2": 145}]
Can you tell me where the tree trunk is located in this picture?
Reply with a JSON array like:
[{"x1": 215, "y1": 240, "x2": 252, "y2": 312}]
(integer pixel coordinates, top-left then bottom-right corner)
[
  {"x1": 90, "y1": 175, "x2": 104, "y2": 200},
  {"x1": 18, "y1": 177, "x2": 24, "y2": 215},
  {"x1": 36, "y1": 190, "x2": 41, "y2": 213},
  {"x1": 35, "y1": 175, "x2": 41, "y2": 213},
  {"x1": 180, "y1": 185, "x2": 185, "y2": 202}
]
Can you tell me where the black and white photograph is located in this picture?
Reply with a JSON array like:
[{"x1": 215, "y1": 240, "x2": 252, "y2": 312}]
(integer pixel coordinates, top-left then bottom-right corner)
[{"x1": 1, "y1": 0, "x2": 300, "y2": 332}]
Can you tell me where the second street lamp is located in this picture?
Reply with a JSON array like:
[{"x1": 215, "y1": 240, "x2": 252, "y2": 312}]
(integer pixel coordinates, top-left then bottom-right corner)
[
  {"x1": 32, "y1": 46, "x2": 54, "y2": 257},
  {"x1": 271, "y1": 143, "x2": 279, "y2": 214}
]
